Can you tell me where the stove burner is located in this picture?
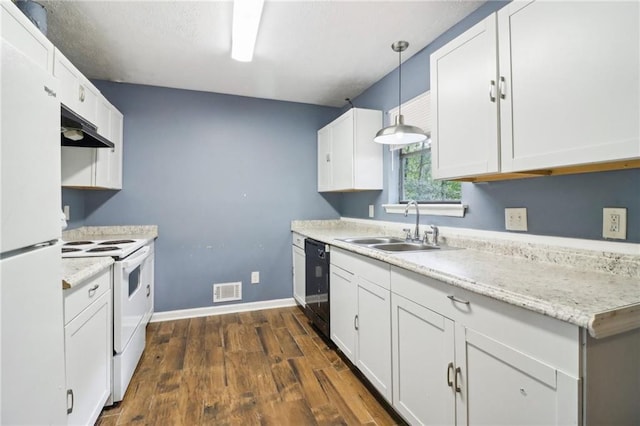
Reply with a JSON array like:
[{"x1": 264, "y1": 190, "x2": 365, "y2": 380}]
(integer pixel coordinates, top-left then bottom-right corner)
[
  {"x1": 62, "y1": 248, "x2": 82, "y2": 253},
  {"x1": 99, "y1": 240, "x2": 135, "y2": 245},
  {"x1": 86, "y1": 246, "x2": 120, "y2": 252},
  {"x1": 64, "y1": 241, "x2": 94, "y2": 246}
]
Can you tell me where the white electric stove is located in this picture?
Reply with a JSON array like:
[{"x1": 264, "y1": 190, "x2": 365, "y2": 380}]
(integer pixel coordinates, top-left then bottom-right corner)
[
  {"x1": 61, "y1": 238, "x2": 148, "y2": 259},
  {"x1": 62, "y1": 236, "x2": 155, "y2": 404}
]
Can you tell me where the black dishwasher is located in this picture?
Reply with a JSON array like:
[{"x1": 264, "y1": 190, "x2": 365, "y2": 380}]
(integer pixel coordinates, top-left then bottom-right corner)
[{"x1": 304, "y1": 238, "x2": 330, "y2": 339}]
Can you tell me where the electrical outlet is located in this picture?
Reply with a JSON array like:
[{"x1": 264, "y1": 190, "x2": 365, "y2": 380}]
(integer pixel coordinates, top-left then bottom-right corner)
[
  {"x1": 603, "y1": 208, "x2": 627, "y2": 240},
  {"x1": 368, "y1": 205, "x2": 374, "y2": 218},
  {"x1": 251, "y1": 271, "x2": 260, "y2": 284},
  {"x1": 505, "y1": 207, "x2": 528, "y2": 231}
]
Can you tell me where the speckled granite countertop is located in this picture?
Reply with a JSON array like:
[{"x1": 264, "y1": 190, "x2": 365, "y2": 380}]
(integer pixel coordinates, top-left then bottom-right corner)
[
  {"x1": 61, "y1": 225, "x2": 158, "y2": 289},
  {"x1": 62, "y1": 257, "x2": 114, "y2": 289},
  {"x1": 292, "y1": 219, "x2": 640, "y2": 339}
]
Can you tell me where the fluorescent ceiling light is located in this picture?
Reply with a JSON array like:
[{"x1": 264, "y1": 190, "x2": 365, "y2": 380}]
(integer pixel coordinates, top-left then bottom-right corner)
[{"x1": 232, "y1": 0, "x2": 265, "y2": 62}]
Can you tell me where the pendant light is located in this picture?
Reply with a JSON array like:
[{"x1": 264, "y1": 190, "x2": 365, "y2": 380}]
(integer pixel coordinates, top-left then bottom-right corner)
[{"x1": 374, "y1": 41, "x2": 428, "y2": 145}]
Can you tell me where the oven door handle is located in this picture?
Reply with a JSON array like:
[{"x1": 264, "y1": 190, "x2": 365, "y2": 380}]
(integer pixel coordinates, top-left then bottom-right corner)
[{"x1": 121, "y1": 245, "x2": 151, "y2": 272}]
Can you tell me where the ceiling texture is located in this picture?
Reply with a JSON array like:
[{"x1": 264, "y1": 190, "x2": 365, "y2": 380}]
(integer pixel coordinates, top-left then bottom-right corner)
[{"x1": 40, "y1": 0, "x2": 484, "y2": 107}]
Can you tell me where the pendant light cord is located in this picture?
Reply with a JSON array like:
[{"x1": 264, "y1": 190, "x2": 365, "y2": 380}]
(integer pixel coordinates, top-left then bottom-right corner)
[{"x1": 398, "y1": 46, "x2": 402, "y2": 117}]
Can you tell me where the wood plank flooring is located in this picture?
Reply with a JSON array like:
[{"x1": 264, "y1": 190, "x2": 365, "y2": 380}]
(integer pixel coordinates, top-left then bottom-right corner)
[{"x1": 97, "y1": 306, "x2": 403, "y2": 425}]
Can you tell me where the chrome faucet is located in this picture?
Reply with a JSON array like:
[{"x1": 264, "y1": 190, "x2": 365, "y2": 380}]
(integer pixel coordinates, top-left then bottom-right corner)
[
  {"x1": 404, "y1": 200, "x2": 421, "y2": 241},
  {"x1": 425, "y1": 225, "x2": 439, "y2": 246}
]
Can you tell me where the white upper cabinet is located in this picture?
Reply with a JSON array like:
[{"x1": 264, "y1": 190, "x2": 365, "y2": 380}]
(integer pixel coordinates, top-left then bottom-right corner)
[
  {"x1": 54, "y1": 48, "x2": 99, "y2": 125},
  {"x1": 62, "y1": 101, "x2": 124, "y2": 190},
  {"x1": 431, "y1": 1, "x2": 640, "y2": 180},
  {"x1": 430, "y1": 14, "x2": 499, "y2": 180},
  {"x1": 317, "y1": 108, "x2": 383, "y2": 192},
  {"x1": 499, "y1": 1, "x2": 639, "y2": 172}
]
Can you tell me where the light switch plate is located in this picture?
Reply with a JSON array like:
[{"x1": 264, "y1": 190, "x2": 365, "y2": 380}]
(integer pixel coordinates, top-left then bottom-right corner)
[
  {"x1": 603, "y1": 207, "x2": 627, "y2": 240},
  {"x1": 505, "y1": 207, "x2": 528, "y2": 231},
  {"x1": 251, "y1": 271, "x2": 260, "y2": 284},
  {"x1": 368, "y1": 205, "x2": 375, "y2": 218}
]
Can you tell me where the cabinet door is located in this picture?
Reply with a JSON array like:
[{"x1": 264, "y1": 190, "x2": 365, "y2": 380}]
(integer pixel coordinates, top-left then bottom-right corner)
[
  {"x1": 356, "y1": 278, "x2": 392, "y2": 402},
  {"x1": 391, "y1": 294, "x2": 455, "y2": 425},
  {"x1": 54, "y1": 49, "x2": 98, "y2": 124},
  {"x1": 96, "y1": 106, "x2": 124, "y2": 189},
  {"x1": 1, "y1": 39, "x2": 61, "y2": 251},
  {"x1": 331, "y1": 110, "x2": 355, "y2": 190},
  {"x1": 1, "y1": 1, "x2": 54, "y2": 71},
  {"x1": 430, "y1": 14, "x2": 499, "y2": 180},
  {"x1": 292, "y1": 245, "x2": 306, "y2": 306},
  {"x1": 499, "y1": 1, "x2": 640, "y2": 172},
  {"x1": 317, "y1": 126, "x2": 332, "y2": 191},
  {"x1": 456, "y1": 326, "x2": 579, "y2": 425},
  {"x1": 329, "y1": 265, "x2": 357, "y2": 363},
  {"x1": 65, "y1": 290, "x2": 112, "y2": 426}
]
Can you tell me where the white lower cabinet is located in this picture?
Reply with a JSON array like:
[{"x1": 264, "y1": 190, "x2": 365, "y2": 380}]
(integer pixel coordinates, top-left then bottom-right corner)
[
  {"x1": 391, "y1": 266, "x2": 582, "y2": 425},
  {"x1": 64, "y1": 268, "x2": 112, "y2": 426},
  {"x1": 391, "y1": 294, "x2": 455, "y2": 425},
  {"x1": 330, "y1": 248, "x2": 392, "y2": 402},
  {"x1": 292, "y1": 233, "x2": 306, "y2": 306}
]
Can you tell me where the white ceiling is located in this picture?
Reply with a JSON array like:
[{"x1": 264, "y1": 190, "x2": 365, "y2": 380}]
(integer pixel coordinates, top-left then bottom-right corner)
[{"x1": 40, "y1": 1, "x2": 484, "y2": 107}]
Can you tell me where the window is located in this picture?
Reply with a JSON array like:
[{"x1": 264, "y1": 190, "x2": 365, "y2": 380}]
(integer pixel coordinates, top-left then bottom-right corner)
[
  {"x1": 389, "y1": 91, "x2": 461, "y2": 204},
  {"x1": 399, "y1": 141, "x2": 461, "y2": 203}
]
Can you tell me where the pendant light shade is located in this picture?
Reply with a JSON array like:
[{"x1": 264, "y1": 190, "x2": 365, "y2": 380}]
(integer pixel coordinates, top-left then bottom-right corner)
[{"x1": 374, "y1": 41, "x2": 427, "y2": 145}]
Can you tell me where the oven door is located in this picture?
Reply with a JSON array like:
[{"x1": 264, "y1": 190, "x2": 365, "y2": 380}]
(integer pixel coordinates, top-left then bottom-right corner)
[{"x1": 113, "y1": 245, "x2": 152, "y2": 353}]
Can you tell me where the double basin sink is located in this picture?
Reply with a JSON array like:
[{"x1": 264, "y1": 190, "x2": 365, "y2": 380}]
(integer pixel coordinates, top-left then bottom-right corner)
[{"x1": 341, "y1": 236, "x2": 441, "y2": 253}]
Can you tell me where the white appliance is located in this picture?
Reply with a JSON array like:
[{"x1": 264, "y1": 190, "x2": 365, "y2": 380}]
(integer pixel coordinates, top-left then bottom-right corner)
[
  {"x1": 0, "y1": 36, "x2": 67, "y2": 424},
  {"x1": 62, "y1": 238, "x2": 154, "y2": 403}
]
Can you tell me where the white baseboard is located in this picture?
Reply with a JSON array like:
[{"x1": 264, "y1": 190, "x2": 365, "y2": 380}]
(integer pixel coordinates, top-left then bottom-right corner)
[{"x1": 150, "y1": 298, "x2": 298, "y2": 323}]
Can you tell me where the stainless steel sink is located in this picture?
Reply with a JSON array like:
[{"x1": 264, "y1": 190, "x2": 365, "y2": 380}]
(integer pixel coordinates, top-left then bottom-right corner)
[
  {"x1": 341, "y1": 237, "x2": 443, "y2": 252},
  {"x1": 369, "y1": 242, "x2": 441, "y2": 252},
  {"x1": 342, "y1": 237, "x2": 405, "y2": 245}
]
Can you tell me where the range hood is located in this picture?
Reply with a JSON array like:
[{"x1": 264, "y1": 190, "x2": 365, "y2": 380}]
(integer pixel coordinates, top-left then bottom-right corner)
[{"x1": 60, "y1": 104, "x2": 114, "y2": 149}]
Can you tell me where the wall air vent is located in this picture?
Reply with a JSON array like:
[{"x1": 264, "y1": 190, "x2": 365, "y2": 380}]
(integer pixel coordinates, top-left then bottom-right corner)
[{"x1": 213, "y1": 282, "x2": 242, "y2": 303}]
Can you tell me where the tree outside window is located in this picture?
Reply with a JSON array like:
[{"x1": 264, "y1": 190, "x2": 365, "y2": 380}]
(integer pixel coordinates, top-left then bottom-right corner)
[{"x1": 399, "y1": 141, "x2": 461, "y2": 203}]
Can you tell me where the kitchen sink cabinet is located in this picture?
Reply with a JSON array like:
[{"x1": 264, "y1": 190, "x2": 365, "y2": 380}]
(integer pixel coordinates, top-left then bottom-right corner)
[
  {"x1": 431, "y1": 1, "x2": 639, "y2": 180},
  {"x1": 317, "y1": 108, "x2": 383, "y2": 192},
  {"x1": 64, "y1": 268, "x2": 112, "y2": 426},
  {"x1": 330, "y1": 248, "x2": 392, "y2": 402},
  {"x1": 292, "y1": 232, "x2": 306, "y2": 306}
]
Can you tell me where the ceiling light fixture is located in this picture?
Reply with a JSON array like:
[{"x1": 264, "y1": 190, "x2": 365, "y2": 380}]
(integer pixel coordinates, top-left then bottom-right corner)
[
  {"x1": 374, "y1": 41, "x2": 428, "y2": 145},
  {"x1": 231, "y1": 0, "x2": 265, "y2": 62}
]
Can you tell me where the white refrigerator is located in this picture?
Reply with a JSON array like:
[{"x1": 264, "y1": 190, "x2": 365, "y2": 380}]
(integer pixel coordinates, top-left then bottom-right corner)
[{"x1": 0, "y1": 36, "x2": 67, "y2": 424}]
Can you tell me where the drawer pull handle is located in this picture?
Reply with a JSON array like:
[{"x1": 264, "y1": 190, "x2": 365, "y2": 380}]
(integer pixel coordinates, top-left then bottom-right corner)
[
  {"x1": 354, "y1": 314, "x2": 359, "y2": 331},
  {"x1": 66, "y1": 389, "x2": 74, "y2": 414},
  {"x1": 499, "y1": 76, "x2": 507, "y2": 100},
  {"x1": 79, "y1": 85, "x2": 85, "y2": 102},
  {"x1": 146, "y1": 284, "x2": 151, "y2": 297},
  {"x1": 88, "y1": 284, "x2": 99, "y2": 297},
  {"x1": 446, "y1": 362, "x2": 454, "y2": 388},
  {"x1": 454, "y1": 367, "x2": 462, "y2": 393},
  {"x1": 447, "y1": 295, "x2": 470, "y2": 305},
  {"x1": 489, "y1": 80, "x2": 496, "y2": 102}
]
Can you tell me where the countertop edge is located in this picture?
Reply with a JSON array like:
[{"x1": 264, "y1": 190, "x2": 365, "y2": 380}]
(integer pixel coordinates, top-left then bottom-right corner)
[
  {"x1": 62, "y1": 257, "x2": 114, "y2": 290},
  {"x1": 589, "y1": 304, "x2": 640, "y2": 339}
]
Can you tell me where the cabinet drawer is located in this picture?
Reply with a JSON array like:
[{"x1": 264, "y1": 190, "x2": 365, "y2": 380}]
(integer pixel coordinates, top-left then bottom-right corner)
[
  {"x1": 331, "y1": 248, "x2": 390, "y2": 290},
  {"x1": 64, "y1": 268, "x2": 111, "y2": 325},
  {"x1": 292, "y1": 232, "x2": 305, "y2": 250},
  {"x1": 391, "y1": 266, "x2": 580, "y2": 376}
]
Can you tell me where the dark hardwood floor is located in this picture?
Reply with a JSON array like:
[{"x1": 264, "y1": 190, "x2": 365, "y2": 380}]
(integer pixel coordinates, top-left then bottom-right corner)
[{"x1": 97, "y1": 306, "x2": 402, "y2": 425}]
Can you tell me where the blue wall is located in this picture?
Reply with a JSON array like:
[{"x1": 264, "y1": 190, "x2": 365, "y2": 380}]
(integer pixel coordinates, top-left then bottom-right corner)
[
  {"x1": 340, "y1": 0, "x2": 640, "y2": 242},
  {"x1": 64, "y1": 82, "x2": 341, "y2": 312}
]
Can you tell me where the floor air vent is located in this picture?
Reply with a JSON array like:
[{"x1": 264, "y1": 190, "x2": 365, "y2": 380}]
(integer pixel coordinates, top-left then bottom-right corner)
[{"x1": 213, "y1": 282, "x2": 242, "y2": 303}]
